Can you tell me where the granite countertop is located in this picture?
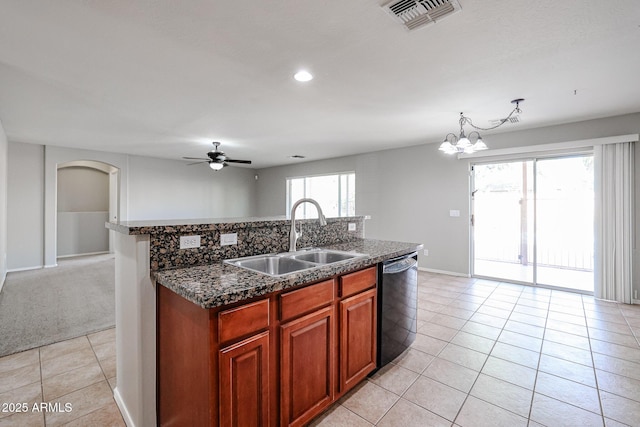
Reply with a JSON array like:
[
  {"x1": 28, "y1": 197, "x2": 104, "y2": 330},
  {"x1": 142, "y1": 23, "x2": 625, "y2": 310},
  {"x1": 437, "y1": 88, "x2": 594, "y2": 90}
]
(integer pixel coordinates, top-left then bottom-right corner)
[
  {"x1": 106, "y1": 215, "x2": 369, "y2": 235},
  {"x1": 154, "y1": 238, "x2": 422, "y2": 309}
]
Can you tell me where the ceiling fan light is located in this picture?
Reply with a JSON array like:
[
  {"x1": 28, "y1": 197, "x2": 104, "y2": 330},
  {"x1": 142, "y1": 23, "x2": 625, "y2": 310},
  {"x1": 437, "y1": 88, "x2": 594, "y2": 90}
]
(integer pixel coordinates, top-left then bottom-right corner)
[{"x1": 209, "y1": 162, "x2": 224, "y2": 171}]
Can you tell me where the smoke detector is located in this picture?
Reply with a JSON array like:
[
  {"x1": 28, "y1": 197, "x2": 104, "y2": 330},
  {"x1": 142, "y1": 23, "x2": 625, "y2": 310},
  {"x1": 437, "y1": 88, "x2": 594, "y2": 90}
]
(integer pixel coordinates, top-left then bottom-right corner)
[{"x1": 382, "y1": 0, "x2": 462, "y2": 31}]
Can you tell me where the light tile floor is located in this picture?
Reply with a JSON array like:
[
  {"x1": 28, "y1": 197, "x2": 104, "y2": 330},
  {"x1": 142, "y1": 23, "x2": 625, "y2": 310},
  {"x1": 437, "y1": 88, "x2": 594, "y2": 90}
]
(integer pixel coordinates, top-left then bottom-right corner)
[
  {"x1": 312, "y1": 271, "x2": 640, "y2": 427},
  {"x1": 0, "y1": 328, "x2": 122, "y2": 426},
  {"x1": 3, "y1": 271, "x2": 639, "y2": 426}
]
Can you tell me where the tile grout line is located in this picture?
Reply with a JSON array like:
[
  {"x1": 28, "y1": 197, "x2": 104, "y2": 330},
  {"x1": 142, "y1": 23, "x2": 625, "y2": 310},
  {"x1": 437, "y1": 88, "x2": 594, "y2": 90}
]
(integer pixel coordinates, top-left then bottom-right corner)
[
  {"x1": 448, "y1": 282, "x2": 495, "y2": 426},
  {"x1": 581, "y1": 294, "x2": 607, "y2": 426},
  {"x1": 525, "y1": 285, "x2": 551, "y2": 426},
  {"x1": 38, "y1": 348, "x2": 46, "y2": 426},
  {"x1": 388, "y1": 273, "x2": 640, "y2": 427},
  {"x1": 450, "y1": 279, "x2": 525, "y2": 425}
]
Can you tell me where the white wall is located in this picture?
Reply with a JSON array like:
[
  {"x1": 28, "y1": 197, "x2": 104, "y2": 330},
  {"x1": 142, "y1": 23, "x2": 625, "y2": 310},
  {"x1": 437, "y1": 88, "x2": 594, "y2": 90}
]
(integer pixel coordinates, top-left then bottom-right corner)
[
  {"x1": 256, "y1": 113, "x2": 640, "y2": 295},
  {"x1": 57, "y1": 166, "x2": 109, "y2": 211},
  {"x1": 6, "y1": 144, "x2": 258, "y2": 270},
  {"x1": 57, "y1": 166, "x2": 110, "y2": 256},
  {"x1": 0, "y1": 120, "x2": 8, "y2": 289},
  {"x1": 126, "y1": 155, "x2": 257, "y2": 220},
  {"x1": 255, "y1": 145, "x2": 468, "y2": 273},
  {"x1": 7, "y1": 142, "x2": 45, "y2": 270}
]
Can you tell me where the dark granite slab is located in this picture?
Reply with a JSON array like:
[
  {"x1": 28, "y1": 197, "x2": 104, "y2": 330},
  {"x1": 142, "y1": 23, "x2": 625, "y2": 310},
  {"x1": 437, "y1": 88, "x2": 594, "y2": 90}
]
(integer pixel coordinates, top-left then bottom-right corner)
[
  {"x1": 107, "y1": 216, "x2": 369, "y2": 270},
  {"x1": 106, "y1": 216, "x2": 368, "y2": 235},
  {"x1": 154, "y1": 238, "x2": 422, "y2": 309}
]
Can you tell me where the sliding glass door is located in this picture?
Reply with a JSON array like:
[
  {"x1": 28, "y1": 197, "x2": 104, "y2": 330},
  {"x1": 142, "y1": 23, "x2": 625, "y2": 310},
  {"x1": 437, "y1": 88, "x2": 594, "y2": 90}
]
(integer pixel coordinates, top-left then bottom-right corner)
[
  {"x1": 535, "y1": 157, "x2": 594, "y2": 291},
  {"x1": 472, "y1": 155, "x2": 594, "y2": 292},
  {"x1": 472, "y1": 161, "x2": 534, "y2": 284}
]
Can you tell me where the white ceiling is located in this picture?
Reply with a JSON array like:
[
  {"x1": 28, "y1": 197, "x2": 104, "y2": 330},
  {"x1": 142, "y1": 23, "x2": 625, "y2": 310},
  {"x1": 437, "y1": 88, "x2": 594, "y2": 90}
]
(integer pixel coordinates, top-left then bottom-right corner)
[{"x1": 1, "y1": 0, "x2": 639, "y2": 168}]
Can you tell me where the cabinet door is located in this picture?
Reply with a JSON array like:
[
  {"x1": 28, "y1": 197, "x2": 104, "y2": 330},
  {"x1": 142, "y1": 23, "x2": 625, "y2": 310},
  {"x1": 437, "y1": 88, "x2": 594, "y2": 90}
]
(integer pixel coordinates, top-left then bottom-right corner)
[
  {"x1": 280, "y1": 306, "x2": 335, "y2": 427},
  {"x1": 339, "y1": 288, "x2": 377, "y2": 392},
  {"x1": 219, "y1": 331, "x2": 270, "y2": 427}
]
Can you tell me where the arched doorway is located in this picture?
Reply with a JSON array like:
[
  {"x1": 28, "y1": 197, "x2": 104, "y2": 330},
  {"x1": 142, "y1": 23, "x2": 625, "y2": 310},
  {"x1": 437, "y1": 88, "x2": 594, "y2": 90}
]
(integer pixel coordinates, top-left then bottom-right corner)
[{"x1": 56, "y1": 160, "x2": 119, "y2": 258}]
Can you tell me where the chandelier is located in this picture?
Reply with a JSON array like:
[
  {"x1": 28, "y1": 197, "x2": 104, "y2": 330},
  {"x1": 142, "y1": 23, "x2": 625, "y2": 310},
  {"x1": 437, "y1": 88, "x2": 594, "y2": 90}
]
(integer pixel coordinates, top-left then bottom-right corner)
[{"x1": 439, "y1": 98, "x2": 524, "y2": 155}]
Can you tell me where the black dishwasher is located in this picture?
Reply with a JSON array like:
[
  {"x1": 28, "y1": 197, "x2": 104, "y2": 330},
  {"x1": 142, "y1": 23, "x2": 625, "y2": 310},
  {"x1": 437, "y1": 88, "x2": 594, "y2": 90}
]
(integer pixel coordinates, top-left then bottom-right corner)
[{"x1": 377, "y1": 252, "x2": 418, "y2": 368}]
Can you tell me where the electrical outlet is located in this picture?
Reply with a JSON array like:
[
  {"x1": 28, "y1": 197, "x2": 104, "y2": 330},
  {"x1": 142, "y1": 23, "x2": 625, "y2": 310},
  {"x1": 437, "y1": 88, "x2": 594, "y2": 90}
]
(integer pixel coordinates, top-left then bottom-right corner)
[
  {"x1": 423, "y1": 249, "x2": 429, "y2": 256},
  {"x1": 449, "y1": 210, "x2": 460, "y2": 217},
  {"x1": 220, "y1": 233, "x2": 238, "y2": 246},
  {"x1": 348, "y1": 223, "x2": 356, "y2": 231},
  {"x1": 180, "y1": 235, "x2": 201, "y2": 249}
]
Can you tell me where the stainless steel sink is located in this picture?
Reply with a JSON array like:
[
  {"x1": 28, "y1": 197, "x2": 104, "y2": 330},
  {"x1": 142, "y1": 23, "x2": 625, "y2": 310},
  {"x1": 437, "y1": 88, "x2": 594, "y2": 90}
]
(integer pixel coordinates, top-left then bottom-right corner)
[
  {"x1": 225, "y1": 249, "x2": 368, "y2": 277},
  {"x1": 227, "y1": 255, "x2": 317, "y2": 276},
  {"x1": 288, "y1": 249, "x2": 360, "y2": 264}
]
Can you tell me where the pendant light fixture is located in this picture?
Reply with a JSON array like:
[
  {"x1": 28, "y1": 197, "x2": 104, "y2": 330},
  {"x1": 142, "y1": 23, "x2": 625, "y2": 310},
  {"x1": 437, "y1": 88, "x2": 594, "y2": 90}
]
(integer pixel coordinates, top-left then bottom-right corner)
[{"x1": 439, "y1": 99, "x2": 524, "y2": 155}]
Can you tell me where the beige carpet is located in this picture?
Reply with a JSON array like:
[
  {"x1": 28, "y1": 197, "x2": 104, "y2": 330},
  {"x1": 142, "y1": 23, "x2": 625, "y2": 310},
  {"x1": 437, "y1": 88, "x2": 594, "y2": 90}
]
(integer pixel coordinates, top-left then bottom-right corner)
[{"x1": 0, "y1": 253, "x2": 115, "y2": 357}]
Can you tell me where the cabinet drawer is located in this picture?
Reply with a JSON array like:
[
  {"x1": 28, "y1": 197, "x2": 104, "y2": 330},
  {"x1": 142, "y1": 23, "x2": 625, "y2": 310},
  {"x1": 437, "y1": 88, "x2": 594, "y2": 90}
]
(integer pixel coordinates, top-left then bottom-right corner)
[
  {"x1": 340, "y1": 266, "x2": 376, "y2": 298},
  {"x1": 218, "y1": 298, "x2": 270, "y2": 344},
  {"x1": 280, "y1": 279, "x2": 335, "y2": 322}
]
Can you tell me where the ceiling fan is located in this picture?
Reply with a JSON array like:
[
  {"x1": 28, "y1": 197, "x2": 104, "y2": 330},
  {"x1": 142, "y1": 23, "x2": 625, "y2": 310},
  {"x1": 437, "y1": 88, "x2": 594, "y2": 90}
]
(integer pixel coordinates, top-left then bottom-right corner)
[{"x1": 183, "y1": 142, "x2": 252, "y2": 171}]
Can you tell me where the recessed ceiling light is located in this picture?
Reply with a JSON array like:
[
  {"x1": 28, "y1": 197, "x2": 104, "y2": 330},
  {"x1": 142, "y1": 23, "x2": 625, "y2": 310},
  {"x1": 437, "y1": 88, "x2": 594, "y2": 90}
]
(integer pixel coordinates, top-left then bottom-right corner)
[{"x1": 293, "y1": 70, "x2": 313, "y2": 82}]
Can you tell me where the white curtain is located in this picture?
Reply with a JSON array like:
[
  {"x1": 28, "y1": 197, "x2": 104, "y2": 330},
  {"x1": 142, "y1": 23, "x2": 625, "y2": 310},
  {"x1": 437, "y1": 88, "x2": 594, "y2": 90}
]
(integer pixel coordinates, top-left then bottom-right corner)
[{"x1": 594, "y1": 142, "x2": 635, "y2": 303}]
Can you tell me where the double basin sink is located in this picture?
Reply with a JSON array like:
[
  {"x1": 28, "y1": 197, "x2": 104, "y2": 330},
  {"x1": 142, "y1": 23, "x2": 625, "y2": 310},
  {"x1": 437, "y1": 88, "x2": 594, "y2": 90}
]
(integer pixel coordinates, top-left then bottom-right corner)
[{"x1": 225, "y1": 249, "x2": 368, "y2": 277}]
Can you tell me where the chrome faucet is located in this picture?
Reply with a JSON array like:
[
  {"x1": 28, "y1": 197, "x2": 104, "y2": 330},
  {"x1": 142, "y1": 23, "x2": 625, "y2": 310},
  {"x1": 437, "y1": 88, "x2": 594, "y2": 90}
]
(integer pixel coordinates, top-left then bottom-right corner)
[{"x1": 289, "y1": 198, "x2": 327, "y2": 252}]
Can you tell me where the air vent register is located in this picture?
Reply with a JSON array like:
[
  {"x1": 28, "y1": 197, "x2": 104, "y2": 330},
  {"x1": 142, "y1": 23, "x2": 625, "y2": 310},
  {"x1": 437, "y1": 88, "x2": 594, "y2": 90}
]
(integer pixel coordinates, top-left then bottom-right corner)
[{"x1": 383, "y1": 0, "x2": 461, "y2": 31}]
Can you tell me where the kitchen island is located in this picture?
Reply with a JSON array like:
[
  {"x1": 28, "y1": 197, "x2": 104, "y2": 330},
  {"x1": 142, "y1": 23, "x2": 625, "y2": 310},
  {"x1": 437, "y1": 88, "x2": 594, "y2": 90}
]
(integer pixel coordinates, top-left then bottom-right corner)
[{"x1": 106, "y1": 216, "x2": 420, "y2": 427}]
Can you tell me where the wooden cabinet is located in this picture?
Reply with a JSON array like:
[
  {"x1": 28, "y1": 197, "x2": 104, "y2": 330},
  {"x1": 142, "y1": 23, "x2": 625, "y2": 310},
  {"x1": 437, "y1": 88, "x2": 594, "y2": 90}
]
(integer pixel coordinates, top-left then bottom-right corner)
[
  {"x1": 339, "y1": 288, "x2": 377, "y2": 392},
  {"x1": 157, "y1": 265, "x2": 378, "y2": 427},
  {"x1": 338, "y1": 268, "x2": 377, "y2": 393},
  {"x1": 279, "y1": 279, "x2": 335, "y2": 427},
  {"x1": 280, "y1": 306, "x2": 335, "y2": 427},
  {"x1": 218, "y1": 299, "x2": 272, "y2": 427},
  {"x1": 219, "y1": 331, "x2": 270, "y2": 427}
]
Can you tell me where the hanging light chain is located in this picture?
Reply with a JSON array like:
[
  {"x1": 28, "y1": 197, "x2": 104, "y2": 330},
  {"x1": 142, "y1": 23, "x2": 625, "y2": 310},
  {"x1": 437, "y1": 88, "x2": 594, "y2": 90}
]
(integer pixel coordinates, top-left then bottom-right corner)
[
  {"x1": 462, "y1": 100, "x2": 523, "y2": 132},
  {"x1": 439, "y1": 99, "x2": 524, "y2": 155}
]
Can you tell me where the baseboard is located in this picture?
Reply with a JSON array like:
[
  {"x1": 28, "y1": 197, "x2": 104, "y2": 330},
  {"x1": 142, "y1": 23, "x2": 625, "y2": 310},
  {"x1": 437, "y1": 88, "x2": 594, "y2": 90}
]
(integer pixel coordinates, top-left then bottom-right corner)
[
  {"x1": 7, "y1": 265, "x2": 45, "y2": 273},
  {"x1": 114, "y1": 387, "x2": 135, "y2": 427},
  {"x1": 633, "y1": 298, "x2": 640, "y2": 305},
  {"x1": 44, "y1": 263, "x2": 58, "y2": 268},
  {"x1": 57, "y1": 251, "x2": 110, "y2": 259},
  {"x1": 417, "y1": 266, "x2": 469, "y2": 277}
]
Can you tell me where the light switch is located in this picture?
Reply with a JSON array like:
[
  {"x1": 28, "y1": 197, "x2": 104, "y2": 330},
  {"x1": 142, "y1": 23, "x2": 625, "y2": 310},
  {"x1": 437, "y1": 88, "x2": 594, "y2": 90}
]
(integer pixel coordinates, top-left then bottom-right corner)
[{"x1": 449, "y1": 210, "x2": 460, "y2": 217}]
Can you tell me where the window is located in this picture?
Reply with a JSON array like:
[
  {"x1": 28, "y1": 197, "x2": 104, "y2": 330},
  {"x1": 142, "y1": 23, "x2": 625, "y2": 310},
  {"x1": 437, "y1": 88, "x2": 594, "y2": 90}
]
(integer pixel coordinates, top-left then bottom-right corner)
[{"x1": 286, "y1": 172, "x2": 355, "y2": 218}]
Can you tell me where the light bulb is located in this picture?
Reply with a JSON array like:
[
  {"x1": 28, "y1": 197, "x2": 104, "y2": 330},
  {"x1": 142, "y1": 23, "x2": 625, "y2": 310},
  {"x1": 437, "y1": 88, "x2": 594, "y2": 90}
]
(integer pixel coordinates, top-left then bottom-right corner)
[
  {"x1": 294, "y1": 70, "x2": 313, "y2": 82},
  {"x1": 474, "y1": 138, "x2": 488, "y2": 151}
]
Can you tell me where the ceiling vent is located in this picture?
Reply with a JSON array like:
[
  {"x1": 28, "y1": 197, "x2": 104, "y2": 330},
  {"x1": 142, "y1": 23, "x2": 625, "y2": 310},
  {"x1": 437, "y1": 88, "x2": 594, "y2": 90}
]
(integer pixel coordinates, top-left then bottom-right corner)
[{"x1": 383, "y1": 0, "x2": 462, "y2": 31}]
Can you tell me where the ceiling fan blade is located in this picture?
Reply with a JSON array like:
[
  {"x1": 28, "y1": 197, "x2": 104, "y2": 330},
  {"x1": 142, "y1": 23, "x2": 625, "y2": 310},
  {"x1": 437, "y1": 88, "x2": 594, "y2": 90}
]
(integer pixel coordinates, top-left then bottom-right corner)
[
  {"x1": 183, "y1": 156, "x2": 210, "y2": 161},
  {"x1": 183, "y1": 143, "x2": 250, "y2": 169}
]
